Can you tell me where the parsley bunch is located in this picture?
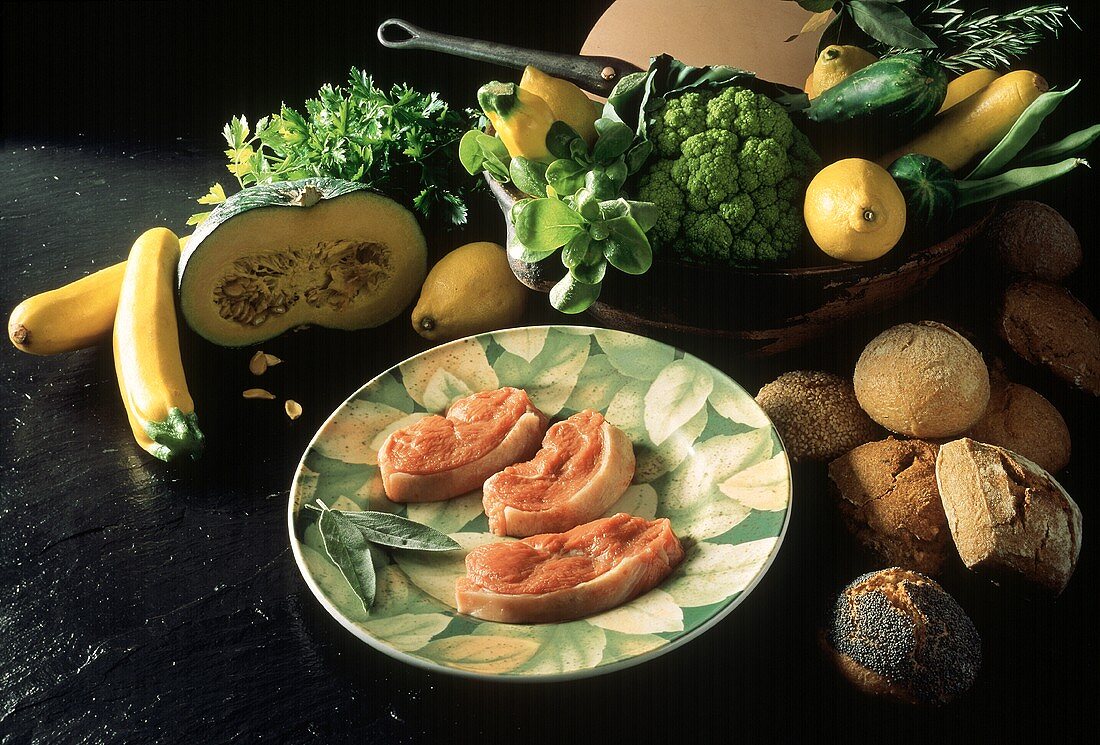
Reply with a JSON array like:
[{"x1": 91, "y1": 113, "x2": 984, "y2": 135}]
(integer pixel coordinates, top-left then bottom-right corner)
[{"x1": 193, "y1": 68, "x2": 479, "y2": 226}]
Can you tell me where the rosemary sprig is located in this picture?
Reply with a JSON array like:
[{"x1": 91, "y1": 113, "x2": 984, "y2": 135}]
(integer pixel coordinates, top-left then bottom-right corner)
[{"x1": 877, "y1": 1, "x2": 1076, "y2": 72}]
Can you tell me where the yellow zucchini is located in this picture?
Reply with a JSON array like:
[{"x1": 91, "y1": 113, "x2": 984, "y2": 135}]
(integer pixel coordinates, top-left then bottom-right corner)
[
  {"x1": 937, "y1": 68, "x2": 1000, "y2": 113},
  {"x1": 114, "y1": 227, "x2": 204, "y2": 462},
  {"x1": 8, "y1": 261, "x2": 127, "y2": 355},
  {"x1": 878, "y1": 70, "x2": 1048, "y2": 172}
]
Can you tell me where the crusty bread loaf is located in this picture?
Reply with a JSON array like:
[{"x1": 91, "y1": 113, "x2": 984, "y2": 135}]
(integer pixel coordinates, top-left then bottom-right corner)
[
  {"x1": 854, "y1": 322, "x2": 990, "y2": 438},
  {"x1": 935, "y1": 438, "x2": 1082, "y2": 595},
  {"x1": 822, "y1": 568, "x2": 981, "y2": 706},
  {"x1": 828, "y1": 438, "x2": 953, "y2": 575}
]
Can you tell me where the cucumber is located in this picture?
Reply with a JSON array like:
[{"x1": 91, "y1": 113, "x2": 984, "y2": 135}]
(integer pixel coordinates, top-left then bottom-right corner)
[
  {"x1": 888, "y1": 154, "x2": 959, "y2": 231},
  {"x1": 806, "y1": 54, "x2": 948, "y2": 132}
]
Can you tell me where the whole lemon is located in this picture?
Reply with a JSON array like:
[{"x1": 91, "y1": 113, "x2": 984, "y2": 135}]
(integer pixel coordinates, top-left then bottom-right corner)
[
  {"x1": 411, "y1": 242, "x2": 528, "y2": 342},
  {"x1": 808, "y1": 45, "x2": 878, "y2": 99},
  {"x1": 804, "y1": 158, "x2": 907, "y2": 262}
]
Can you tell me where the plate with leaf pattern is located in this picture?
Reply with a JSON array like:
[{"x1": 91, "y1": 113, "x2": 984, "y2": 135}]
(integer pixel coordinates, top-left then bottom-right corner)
[{"x1": 288, "y1": 326, "x2": 791, "y2": 680}]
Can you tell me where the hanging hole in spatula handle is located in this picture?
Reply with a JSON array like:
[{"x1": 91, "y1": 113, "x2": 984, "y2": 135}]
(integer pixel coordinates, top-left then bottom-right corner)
[{"x1": 376, "y1": 18, "x2": 642, "y2": 97}]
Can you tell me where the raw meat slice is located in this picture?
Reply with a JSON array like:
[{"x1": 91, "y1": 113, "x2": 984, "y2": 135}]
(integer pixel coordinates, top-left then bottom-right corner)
[
  {"x1": 378, "y1": 387, "x2": 548, "y2": 503},
  {"x1": 455, "y1": 513, "x2": 685, "y2": 623},
  {"x1": 483, "y1": 410, "x2": 635, "y2": 537}
]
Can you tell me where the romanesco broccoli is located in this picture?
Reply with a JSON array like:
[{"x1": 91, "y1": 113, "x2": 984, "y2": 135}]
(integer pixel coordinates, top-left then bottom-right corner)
[{"x1": 637, "y1": 85, "x2": 820, "y2": 266}]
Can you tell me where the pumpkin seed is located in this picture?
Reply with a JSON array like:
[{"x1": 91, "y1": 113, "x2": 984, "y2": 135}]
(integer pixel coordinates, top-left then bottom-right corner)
[
  {"x1": 285, "y1": 399, "x2": 303, "y2": 420},
  {"x1": 249, "y1": 351, "x2": 268, "y2": 376},
  {"x1": 243, "y1": 388, "x2": 276, "y2": 400},
  {"x1": 264, "y1": 353, "x2": 283, "y2": 367}
]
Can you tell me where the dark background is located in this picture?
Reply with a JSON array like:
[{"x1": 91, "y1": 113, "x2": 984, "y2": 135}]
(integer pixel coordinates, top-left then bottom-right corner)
[{"x1": 2, "y1": 1, "x2": 1098, "y2": 742}]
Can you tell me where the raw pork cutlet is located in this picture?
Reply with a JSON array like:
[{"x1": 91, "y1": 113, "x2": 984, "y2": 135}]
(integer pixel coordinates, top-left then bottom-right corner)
[
  {"x1": 378, "y1": 387, "x2": 548, "y2": 503},
  {"x1": 482, "y1": 409, "x2": 635, "y2": 537},
  {"x1": 455, "y1": 513, "x2": 684, "y2": 623}
]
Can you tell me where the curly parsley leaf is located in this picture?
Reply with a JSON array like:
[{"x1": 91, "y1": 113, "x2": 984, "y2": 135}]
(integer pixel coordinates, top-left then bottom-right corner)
[{"x1": 202, "y1": 69, "x2": 479, "y2": 227}]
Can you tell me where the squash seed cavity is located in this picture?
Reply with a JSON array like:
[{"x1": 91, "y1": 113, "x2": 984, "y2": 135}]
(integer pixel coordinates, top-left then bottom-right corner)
[{"x1": 212, "y1": 240, "x2": 392, "y2": 326}]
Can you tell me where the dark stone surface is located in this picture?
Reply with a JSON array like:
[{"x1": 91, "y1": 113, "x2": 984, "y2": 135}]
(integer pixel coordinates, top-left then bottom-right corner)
[{"x1": 1, "y1": 2, "x2": 1097, "y2": 743}]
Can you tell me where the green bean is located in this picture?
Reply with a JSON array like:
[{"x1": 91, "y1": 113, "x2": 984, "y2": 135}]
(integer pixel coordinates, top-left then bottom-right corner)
[
  {"x1": 957, "y1": 157, "x2": 1088, "y2": 207},
  {"x1": 968, "y1": 81, "x2": 1080, "y2": 180},
  {"x1": 1015, "y1": 124, "x2": 1100, "y2": 167}
]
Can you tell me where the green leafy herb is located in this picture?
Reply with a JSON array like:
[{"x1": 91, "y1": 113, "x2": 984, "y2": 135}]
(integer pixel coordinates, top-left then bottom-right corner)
[
  {"x1": 305, "y1": 501, "x2": 459, "y2": 611},
  {"x1": 199, "y1": 68, "x2": 478, "y2": 227},
  {"x1": 848, "y1": 0, "x2": 936, "y2": 49},
  {"x1": 316, "y1": 507, "x2": 377, "y2": 612},
  {"x1": 810, "y1": 1, "x2": 1075, "y2": 73}
]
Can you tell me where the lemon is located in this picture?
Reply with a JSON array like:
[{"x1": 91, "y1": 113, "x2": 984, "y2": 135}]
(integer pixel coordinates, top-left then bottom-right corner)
[
  {"x1": 807, "y1": 45, "x2": 878, "y2": 99},
  {"x1": 411, "y1": 242, "x2": 528, "y2": 342},
  {"x1": 804, "y1": 158, "x2": 907, "y2": 262},
  {"x1": 520, "y1": 66, "x2": 598, "y2": 144}
]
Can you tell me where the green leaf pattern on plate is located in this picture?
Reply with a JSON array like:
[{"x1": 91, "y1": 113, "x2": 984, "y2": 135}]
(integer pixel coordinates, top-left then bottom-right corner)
[{"x1": 291, "y1": 327, "x2": 790, "y2": 678}]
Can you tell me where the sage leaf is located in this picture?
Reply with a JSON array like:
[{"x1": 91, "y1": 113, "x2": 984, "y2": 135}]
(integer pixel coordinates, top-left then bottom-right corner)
[
  {"x1": 624, "y1": 140, "x2": 653, "y2": 174},
  {"x1": 574, "y1": 188, "x2": 601, "y2": 221},
  {"x1": 513, "y1": 197, "x2": 586, "y2": 252},
  {"x1": 571, "y1": 254, "x2": 607, "y2": 285},
  {"x1": 318, "y1": 507, "x2": 377, "y2": 611},
  {"x1": 601, "y1": 214, "x2": 653, "y2": 275},
  {"x1": 509, "y1": 156, "x2": 549, "y2": 198},
  {"x1": 561, "y1": 232, "x2": 593, "y2": 269},
  {"x1": 592, "y1": 118, "x2": 635, "y2": 163},
  {"x1": 546, "y1": 121, "x2": 581, "y2": 159},
  {"x1": 848, "y1": 0, "x2": 936, "y2": 50},
  {"x1": 569, "y1": 138, "x2": 590, "y2": 163},
  {"x1": 550, "y1": 273, "x2": 601, "y2": 314},
  {"x1": 545, "y1": 159, "x2": 588, "y2": 196},
  {"x1": 339, "y1": 511, "x2": 461, "y2": 551},
  {"x1": 586, "y1": 161, "x2": 627, "y2": 199},
  {"x1": 458, "y1": 130, "x2": 484, "y2": 175}
]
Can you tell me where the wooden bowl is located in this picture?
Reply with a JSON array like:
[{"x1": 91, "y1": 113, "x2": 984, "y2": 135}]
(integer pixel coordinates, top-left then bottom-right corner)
[{"x1": 488, "y1": 176, "x2": 991, "y2": 356}]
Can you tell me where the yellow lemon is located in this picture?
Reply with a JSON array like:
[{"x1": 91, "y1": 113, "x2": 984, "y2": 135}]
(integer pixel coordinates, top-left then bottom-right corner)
[
  {"x1": 520, "y1": 66, "x2": 599, "y2": 145},
  {"x1": 411, "y1": 242, "x2": 528, "y2": 342},
  {"x1": 808, "y1": 45, "x2": 878, "y2": 99},
  {"x1": 804, "y1": 159, "x2": 907, "y2": 262}
]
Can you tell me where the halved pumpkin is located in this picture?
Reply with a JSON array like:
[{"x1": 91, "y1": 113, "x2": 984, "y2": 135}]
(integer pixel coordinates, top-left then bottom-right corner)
[{"x1": 178, "y1": 178, "x2": 426, "y2": 347}]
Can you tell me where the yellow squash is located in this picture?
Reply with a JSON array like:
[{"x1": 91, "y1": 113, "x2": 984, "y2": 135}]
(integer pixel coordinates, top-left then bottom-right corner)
[
  {"x1": 8, "y1": 261, "x2": 126, "y2": 355},
  {"x1": 878, "y1": 70, "x2": 1048, "y2": 172},
  {"x1": 938, "y1": 68, "x2": 1000, "y2": 113},
  {"x1": 519, "y1": 66, "x2": 599, "y2": 144},
  {"x1": 114, "y1": 227, "x2": 204, "y2": 462},
  {"x1": 477, "y1": 81, "x2": 556, "y2": 162}
]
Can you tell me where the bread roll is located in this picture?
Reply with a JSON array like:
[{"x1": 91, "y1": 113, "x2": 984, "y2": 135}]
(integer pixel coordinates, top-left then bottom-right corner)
[
  {"x1": 998, "y1": 281, "x2": 1100, "y2": 396},
  {"x1": 967, "y1": 381, "x2": 1071, "y2": 473},
  {"x1": 854, "y1": 321, "x2": 990, "y2": 438},
  {"x1": 823, "y1": 568, "x2": 981, "y2": 705},
  {"x1": 828, "y1": 438, "x2": 952, "y2": 575},
  {"x1": 756, "y1": 371, "x2": 882, "y2": 462}
]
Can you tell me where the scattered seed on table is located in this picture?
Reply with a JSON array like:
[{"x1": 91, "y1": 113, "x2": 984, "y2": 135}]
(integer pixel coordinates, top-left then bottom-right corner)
[
  {"x1": 285, "y1": 400, "x2": 303, "y2": 420},
  {"x1": 243, "y1": 388, "x2": 275, "y2": 400},
  {"x1": 264, "y1": 353, "x2": 283, "y2": 367},
  {"x1": 249, "y1": 351, "x2": 268, "y2": 376}
]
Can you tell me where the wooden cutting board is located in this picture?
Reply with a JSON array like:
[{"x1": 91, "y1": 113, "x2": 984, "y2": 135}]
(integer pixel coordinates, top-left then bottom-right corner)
[{"x1": 581, "y1": 0, "x2": 819, "y2": 89}]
